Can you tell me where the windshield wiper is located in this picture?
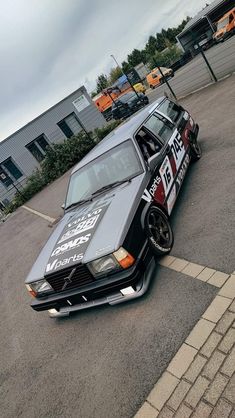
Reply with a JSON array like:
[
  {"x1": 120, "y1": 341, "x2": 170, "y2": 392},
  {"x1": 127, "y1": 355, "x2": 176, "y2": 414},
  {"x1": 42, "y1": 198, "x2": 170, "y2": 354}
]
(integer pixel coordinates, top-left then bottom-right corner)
[
  {"x1": 65, "y1": 197, "x2": 93, "y2": 211},
  {"x1": 91, "y1": 177, "x2": 133, "y2": 197}
]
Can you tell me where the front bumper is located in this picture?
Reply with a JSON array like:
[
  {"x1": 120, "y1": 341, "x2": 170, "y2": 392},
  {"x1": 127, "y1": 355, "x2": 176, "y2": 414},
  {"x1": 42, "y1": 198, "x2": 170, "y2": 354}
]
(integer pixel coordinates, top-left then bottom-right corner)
[{"x1": 31, "y1": 244, "x2": 155, "y2": 317}]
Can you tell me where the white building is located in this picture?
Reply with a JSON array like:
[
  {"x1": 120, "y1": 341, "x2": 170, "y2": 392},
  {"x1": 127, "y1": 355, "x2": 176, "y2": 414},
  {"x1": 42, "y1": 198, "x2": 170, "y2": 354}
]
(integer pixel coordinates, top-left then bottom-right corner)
[{"x1": 0, "y1": 86, "x2": 105, "y2": 206}]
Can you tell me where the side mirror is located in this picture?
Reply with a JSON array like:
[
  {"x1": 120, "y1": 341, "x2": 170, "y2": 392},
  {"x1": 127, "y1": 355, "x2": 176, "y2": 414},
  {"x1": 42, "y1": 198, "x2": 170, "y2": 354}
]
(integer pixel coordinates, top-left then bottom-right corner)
[
  {"x1": 61, "y1": 203, "x2": 65, "y2": 210},
  {"x1": 148, "y1": 153, "x2": 161, "y2": 172}
]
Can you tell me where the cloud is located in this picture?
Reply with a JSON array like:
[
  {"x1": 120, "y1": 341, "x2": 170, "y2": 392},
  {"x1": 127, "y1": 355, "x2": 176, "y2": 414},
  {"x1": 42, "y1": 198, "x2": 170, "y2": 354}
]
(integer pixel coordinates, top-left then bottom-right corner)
[{"x1": 0, "y1": 0, "x2": 209, "y2": 141}]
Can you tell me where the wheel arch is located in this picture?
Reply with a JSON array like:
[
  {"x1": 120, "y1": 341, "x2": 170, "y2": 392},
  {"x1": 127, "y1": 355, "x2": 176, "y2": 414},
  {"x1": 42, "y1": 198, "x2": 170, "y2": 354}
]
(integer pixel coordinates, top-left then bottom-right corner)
[{"x1": 140, "y1": 200, "x2": 169, "y2": 230}]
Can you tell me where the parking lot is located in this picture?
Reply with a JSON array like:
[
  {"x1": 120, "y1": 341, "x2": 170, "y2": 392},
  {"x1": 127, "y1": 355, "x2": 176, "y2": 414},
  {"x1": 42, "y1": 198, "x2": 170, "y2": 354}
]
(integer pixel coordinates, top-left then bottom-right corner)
[{"x1": 0, "y1": 75, "x2": 234, "y2": 418}]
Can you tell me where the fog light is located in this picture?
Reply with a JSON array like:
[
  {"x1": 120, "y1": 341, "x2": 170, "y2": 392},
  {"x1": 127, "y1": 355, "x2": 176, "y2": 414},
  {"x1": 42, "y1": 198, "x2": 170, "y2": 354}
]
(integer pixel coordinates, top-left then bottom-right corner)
[{"x1": 120, "y1": 286, "x2": 136, "y2": 296}]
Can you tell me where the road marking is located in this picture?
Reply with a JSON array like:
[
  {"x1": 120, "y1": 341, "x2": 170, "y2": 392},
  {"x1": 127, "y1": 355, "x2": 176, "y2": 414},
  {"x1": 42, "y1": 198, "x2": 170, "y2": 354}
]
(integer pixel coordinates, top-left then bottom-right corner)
[{"x1": 22, "y1": 205, "x2": 56, "y2": 223}]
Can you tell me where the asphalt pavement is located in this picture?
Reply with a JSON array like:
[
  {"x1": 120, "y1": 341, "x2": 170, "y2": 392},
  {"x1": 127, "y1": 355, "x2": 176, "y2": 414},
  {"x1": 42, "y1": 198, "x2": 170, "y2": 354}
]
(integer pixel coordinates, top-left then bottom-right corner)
[
  {"x1": 0, "y1": 72, "x2": 234, "y2": 418},
  {"x1": 0, "y1": 208, "x2": 216, "y2": 418}
]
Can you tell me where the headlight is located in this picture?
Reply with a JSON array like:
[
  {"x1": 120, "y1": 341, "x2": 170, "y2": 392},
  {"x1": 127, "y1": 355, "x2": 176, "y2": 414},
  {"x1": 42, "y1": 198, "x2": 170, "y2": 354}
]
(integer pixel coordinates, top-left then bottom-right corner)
[
  {"x1": 26, "y1": 280, "x2": 52, "y2": 297},
  {"x1": 88, "y1": 247, "x2": 135, "y2": 277},
  {"x1": 88, "y1": 255, "x2": 119, "y2": 276}
]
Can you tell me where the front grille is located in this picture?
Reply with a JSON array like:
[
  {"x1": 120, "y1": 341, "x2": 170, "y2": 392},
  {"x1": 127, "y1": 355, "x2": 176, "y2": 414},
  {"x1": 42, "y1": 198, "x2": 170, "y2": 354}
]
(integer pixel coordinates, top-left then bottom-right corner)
[{"x1": 45, "y1": 264, "x2": 94, "y2": 293}]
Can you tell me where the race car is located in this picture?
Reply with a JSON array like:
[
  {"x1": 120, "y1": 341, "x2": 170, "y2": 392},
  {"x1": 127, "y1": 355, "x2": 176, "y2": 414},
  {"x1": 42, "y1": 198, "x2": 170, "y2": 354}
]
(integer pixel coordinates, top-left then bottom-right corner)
[{"x1": 25, "y1": 96, "x2": 201, "y2": 317}]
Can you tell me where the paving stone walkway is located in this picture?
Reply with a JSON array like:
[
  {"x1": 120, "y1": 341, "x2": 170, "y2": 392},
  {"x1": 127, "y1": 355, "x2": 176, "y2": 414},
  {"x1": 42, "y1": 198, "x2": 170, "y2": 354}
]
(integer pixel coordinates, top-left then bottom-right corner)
[{"x1": 135, "y1": 258, "x2": 235, "y2": 418}]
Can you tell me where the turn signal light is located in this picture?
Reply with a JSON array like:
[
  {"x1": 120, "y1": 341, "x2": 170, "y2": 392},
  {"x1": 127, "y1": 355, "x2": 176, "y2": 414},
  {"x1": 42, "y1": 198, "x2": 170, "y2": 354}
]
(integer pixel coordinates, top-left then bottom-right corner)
[
  {"x1": 113, "y1": 247, "x2": 135, "y2": 269},
  {"x1": 25, "y1": 284, "x2": 37, "y2": 298}
]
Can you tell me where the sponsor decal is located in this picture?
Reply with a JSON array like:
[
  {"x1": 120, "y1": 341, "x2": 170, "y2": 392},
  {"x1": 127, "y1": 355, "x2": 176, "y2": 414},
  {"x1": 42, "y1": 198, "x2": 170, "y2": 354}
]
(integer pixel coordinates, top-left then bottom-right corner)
[
  {"x1": 68, "y1": 208, "x2": 102, "y2": 228},
  {"x1": 167, "y1": 185, "x2": 176, "y2": 215},
  {"x1": 159, "y1": 155, "x2": 174, "y2": 196},
  {"x1": 176, "y1": 154, "x2": 190, "y2": 190},
  {"x1": 45, "y1": 197, "x2": 111, "y2": 274},
  {"x1": 169, "y1": 131, "x2": 185, "y2": 170},
  {"x1": 183, "y1": 111, "x2": 189, "y2": 121},
  {"x1": 51, "y1": 234, "x2": 91, "y2": 257},
  {"x1": 58, "y1": 216, "x2": 99, "y2": 244},
  {"x1": 142, "y1": 175, "x2": 161, "y2": 203},
  {"x1": 46, "y1": 253, "x2": 84, "y2": 273}
]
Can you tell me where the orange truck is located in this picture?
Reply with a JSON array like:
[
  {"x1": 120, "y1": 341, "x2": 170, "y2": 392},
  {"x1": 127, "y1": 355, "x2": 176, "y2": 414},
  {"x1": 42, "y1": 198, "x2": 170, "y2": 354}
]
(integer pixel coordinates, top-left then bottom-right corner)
[
  {"x1": 213, "y1": 7, "x2": 235, "y2": 42},
  {"x1": 93, "y1": 85, "x2": 133, "y2": 121}
]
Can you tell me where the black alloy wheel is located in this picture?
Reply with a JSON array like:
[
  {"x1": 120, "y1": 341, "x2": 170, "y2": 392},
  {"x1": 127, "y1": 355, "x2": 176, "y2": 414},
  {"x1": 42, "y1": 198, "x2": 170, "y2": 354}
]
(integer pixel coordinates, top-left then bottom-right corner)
[{"x1": 145, "y1": 206, "x2": 174, "y2": 256}]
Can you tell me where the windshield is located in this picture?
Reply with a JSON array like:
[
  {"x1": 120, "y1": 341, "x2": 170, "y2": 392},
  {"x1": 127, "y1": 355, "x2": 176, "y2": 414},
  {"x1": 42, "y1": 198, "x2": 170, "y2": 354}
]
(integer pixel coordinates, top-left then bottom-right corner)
[
  {"x1": 217, "y1": 16, "x2": 229, "y2": 30},
  {"x1": 65, "y1": 140, "x2": 143, "y2": 208},
  {"x1": 119, "y1": 92, "x2": 136, "y2": 103}
]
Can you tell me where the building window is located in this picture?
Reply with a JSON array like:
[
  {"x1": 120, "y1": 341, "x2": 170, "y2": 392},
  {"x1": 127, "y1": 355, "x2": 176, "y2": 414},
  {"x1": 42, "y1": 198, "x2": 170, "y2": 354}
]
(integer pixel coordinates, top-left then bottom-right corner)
[
  {"x1": 58, "y1": 113, "x2": 82, "y2": 138},
  {"x1": 0, "y1": 158, "x2": 23, "y2": 187},
  {"x1": 26, "y1": 134, "x2": 50, "y2": 162}
]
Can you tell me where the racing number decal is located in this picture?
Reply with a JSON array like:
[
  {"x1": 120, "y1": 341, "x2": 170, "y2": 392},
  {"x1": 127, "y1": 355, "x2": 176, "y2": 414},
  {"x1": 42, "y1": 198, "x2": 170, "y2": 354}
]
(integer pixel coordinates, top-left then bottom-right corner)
[
  {"x1": 169, "y1": 131, "x2": 185, "y2": 170},
  {"x1": 159, "y1": 155, "x2": 174, "y2": 197}
]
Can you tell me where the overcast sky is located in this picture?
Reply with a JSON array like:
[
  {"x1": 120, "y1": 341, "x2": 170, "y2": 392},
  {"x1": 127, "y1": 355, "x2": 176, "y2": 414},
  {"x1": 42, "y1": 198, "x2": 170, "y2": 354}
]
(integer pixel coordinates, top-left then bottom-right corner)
[{"x1": 0, "y1": 0, "x2": 210, "y2": 141}]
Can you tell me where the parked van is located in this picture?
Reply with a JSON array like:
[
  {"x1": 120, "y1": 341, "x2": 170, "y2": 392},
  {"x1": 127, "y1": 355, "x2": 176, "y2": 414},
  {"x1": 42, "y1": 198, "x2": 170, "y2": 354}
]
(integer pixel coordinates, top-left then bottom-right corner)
[
  {"x1": 146, "y1": 67, "x2": 174, "y2": 89},
  {"x1": 213, "y1": 7, "x2": 235, "y2": 42}
]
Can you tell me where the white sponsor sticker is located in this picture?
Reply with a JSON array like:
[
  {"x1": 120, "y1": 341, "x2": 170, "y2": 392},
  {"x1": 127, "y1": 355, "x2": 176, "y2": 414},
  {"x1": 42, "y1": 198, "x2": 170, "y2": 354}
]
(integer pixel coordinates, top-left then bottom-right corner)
[
  {"x1": 169, "y1": 131, "x2": 185, "y2": 171},
  {"x1": 46, "y1": 253, "x2": 84, "y2": 273},
  {"x1": 68, "y1": 208, "x2": 102, "y2": 229},
  {"x1": 176, "y1": 154, "x2": 190, "y2": 189},
  {"x1": 51, "y1": 234, "x2": 91, "y2": 257},
  {"x1": 58, "y1": 215, "x2": 99, "y2": 244},
  {"x1": 159, "y1": 155, "x2": 174, "y2": 197}
]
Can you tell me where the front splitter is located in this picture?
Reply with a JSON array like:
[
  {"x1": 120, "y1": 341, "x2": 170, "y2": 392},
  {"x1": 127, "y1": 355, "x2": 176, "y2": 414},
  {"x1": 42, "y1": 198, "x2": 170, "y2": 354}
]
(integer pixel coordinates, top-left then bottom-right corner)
[{"x1": 48, "y1": 257, "x2": 156, "y2": 318}]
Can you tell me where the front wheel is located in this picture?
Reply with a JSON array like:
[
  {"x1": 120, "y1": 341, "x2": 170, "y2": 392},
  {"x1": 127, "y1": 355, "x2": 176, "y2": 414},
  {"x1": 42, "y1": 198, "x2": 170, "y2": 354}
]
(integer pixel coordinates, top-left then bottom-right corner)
[{"x1": 145, "y1": 206, "x2": 174, "y2": 256}]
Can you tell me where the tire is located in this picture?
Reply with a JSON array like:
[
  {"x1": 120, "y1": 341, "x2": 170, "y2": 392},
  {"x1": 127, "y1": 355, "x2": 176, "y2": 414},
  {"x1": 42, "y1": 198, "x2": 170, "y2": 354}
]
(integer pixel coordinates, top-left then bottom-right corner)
[
  {"x1": 150, "y1": 85, "x2": 154, "y2": 90},
  {"x1": 145, "y1": 206, "x2": 174, "y2": 256},
  {"x1": 190, "y1": 136, "x2": 202, "y2": 162}
]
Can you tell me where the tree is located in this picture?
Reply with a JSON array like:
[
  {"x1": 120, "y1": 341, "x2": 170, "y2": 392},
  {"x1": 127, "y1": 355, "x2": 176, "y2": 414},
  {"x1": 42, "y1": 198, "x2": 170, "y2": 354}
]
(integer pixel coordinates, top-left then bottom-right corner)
[
  {"x1": 162, "y1": 45, "x2": 183, "y2": 67},
  {"x1": 121, "y1": 61, "x2": 132, "y2": 73},
  {"x1": 148, "y1": 51, "x2": 166, "y2": 70},
  {"x1": 145, "y1": 35, "x2": 158, "y2": 57},
  {"x1": 96, "y1": 74, "x2": 108, "y2": 93},
  {"x1": 155, "y1": 32, "x2": 167, "y2": 52},
  {"x1": 127, "y1": 49, "x2": 145, "y2": 67},
  {"x1": 109, "y1": 66, "x2": 123, "y2": 84},
  {"x1": 90, "y1": 91, "x2": 97, "y2": 98}
]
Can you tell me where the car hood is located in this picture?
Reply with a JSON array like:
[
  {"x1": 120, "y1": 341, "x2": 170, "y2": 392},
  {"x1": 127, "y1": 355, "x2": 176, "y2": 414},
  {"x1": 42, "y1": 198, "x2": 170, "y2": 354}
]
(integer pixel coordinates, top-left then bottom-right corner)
[{"x1": 25, "y1": 174, "x2": 147, "y2": 283}]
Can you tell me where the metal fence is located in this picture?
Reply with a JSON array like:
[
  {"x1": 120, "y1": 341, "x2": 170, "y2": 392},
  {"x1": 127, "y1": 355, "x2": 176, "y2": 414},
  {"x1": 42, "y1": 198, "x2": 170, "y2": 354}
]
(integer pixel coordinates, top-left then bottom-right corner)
[{"x1": 149, "y1": 35, "x2": 235, "y2": 99}]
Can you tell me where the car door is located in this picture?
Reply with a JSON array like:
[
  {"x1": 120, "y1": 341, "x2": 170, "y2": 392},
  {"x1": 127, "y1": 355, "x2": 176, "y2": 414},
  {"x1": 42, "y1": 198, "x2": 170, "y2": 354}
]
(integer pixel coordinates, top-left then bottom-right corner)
[{"x1": 139, "y1": 111, "x2": 188, "y2": 214}]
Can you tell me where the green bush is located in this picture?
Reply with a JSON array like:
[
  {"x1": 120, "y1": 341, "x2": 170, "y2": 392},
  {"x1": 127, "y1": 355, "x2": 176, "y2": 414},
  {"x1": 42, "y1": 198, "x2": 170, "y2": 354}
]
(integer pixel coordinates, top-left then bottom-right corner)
[
  {"x1": 41, "y1": 132, "x2": 95, "y2": 183},
  {"x1": 94, "y1": 120, "x2": 122, "y2": 141},
  {"x1": 5, "y1": 121, "x2": 122, "y2": 213}
]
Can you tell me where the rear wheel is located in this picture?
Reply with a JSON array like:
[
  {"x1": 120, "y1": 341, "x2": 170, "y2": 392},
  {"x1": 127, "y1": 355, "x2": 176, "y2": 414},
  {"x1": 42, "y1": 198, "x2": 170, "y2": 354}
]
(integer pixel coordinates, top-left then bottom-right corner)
[
  {"x1": 150, "y1": 85, "x2": 154, "y2": 89},
  {"x1": 190, "y1": 137, "x2": 201, "y2": 161},
  {"x1": 145, "y1": 206, "x2": 174, "y2": 256}
]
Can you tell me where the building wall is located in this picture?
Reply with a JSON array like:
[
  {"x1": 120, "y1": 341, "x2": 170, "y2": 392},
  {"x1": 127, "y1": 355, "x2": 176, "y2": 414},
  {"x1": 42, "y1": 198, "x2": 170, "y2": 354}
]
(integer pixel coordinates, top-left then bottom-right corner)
[
  {"x1": 177, "y1": 0, "x2": 235, "y2": 52},
  {"x1": 0, "y1": 86, "x2": 106, "y2": 205}
]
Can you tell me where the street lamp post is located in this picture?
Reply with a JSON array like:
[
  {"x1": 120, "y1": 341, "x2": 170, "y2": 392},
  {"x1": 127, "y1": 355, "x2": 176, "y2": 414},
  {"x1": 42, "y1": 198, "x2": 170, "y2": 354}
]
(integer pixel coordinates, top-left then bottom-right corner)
[{"x1": 110, "y1": 54, "x2": 140, "y2": 100}]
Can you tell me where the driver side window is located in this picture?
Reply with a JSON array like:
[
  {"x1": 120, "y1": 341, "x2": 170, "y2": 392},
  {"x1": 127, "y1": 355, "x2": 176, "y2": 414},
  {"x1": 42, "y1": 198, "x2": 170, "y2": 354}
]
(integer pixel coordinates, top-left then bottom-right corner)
[{"x1": 135, "y1": 127, "x2": 162, "y2": 162}]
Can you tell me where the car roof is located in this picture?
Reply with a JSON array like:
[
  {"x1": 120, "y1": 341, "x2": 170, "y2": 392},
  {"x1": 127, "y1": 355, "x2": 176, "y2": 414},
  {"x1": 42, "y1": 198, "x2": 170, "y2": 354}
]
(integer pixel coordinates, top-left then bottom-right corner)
[{"x1": 71, "y1": 96, "x2": 166, "y2": 174}]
